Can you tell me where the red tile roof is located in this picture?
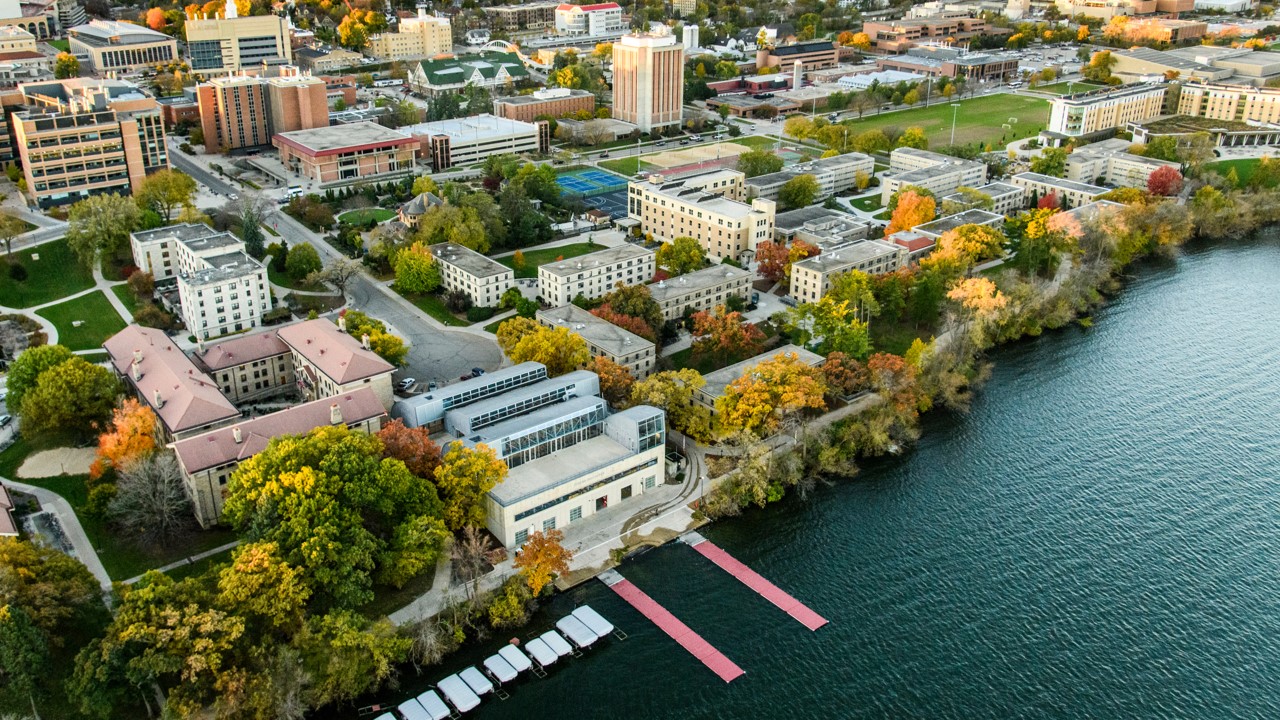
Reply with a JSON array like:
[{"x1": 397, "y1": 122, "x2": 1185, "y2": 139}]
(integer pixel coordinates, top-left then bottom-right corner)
[
  {"x1": 193, "y1": 332, "x2": 291, "y2": 372},
  {"x1": 0, "y1": 484, "x2": 17, "y2": 537},
  {"x1": 275, "y1": 318, "x2": 395, "y2": 385},
  {"x1": 0, "y1": 51, "x2": 46, "y2": 61},
  {"x1": 888, "y1": 230, "x2": 935, "y2": 253},
  {"x1": 172, "y1": 387, "x2": 386, "y2": 474},
  {"x1": 104, "y1": 325, "x2": 240, "y2": 435}
]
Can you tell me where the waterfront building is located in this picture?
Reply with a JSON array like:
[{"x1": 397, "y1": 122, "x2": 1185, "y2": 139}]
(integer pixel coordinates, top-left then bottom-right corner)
[
  {"x1": 789, "y1": 241, "x2": 908, "y2": 304},
  {"x1": 628, "y1": 169, "x2": 776, "y2": 261},
  {"x1": 612, "y1": 29, "x2": 684, "y2": 133},
  {"x1": 647, "y1": 264, "x2": 753, "y2": 321},
  {"x1": 67, "y1": 20, "x2": 178, "y2": 73},
  {"x1": 367, "y1": 7, "x2": 451, "y2": 61},
  {"x1": 536, "y1": 243, "x2": 655, "y2": 307},
  {"x1": 1009, "y1": 172, "x2": 1109, "y2": 209},
  {"x1": 185, "y1": 0, "x2": 291, "y2": 74},
  {"x1": 880, "y1": 147, "x2": 987, "y2": 205},
  {"x1": 392, "y1": 361, "x2": 549, "y2": 431},
  {"x1": 172, "y1": 387, "x2": 386, "y2": 528},
  {"x1": 273, "y1": 121, "x2": 417, "y2": 184},
  {"x1": 431, "y1": 241, "x2": 515, "y2": 308},
  {"x1": 696, "y1": 344, "x2": 824, "y2": 408},
  {"x1": 537, "y1": 304, "x2": 657, "y2": 378}
]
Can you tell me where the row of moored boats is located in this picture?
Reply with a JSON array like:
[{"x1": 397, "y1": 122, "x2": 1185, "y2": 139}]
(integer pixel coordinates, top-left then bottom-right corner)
[{"x1": 376, "y1": 605, "x2": 618, "y2": 720}]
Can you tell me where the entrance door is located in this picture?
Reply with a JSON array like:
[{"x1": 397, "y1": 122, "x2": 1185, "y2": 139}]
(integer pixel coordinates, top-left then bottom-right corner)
[{"x1": 596, "y1": 496, "x2": 608, "y2": 511}]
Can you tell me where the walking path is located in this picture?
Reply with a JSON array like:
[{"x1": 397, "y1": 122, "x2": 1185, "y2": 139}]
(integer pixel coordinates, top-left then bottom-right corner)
[
  {"x1": 122, "y1": 540, "x2": 241, "y2": 584},
  {"x1": 1, "y1": 478, "x2": 112, "y2": 589}
]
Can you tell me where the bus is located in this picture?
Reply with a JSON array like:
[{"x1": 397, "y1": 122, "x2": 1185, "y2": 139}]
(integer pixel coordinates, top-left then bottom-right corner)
[{"x1": 373, "y1": 79, "x2": 404, "y2": 88}]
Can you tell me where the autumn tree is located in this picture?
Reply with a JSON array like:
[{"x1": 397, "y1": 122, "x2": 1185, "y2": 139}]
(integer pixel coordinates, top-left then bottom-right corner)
[
  {"x1": 3, "y1": 343, "x2": 73, "y2": 413},
  {"x1": 106, "y1": 451, "x2": 192, "y2": 544},
  {"x1": 0, "y1": 537, "x2": 104, "y2": 643},
  {"x1": 736, "y1": 149, "x2": 784, "y2": 178},
  {"x1": 433, "y1": 442, "x2": 508, "y2": 531},
  {"x1": 778, "y1": 174, "x2": 821, "y2": 209},
  {"x1": 591, "y1": 303, "x2": 658, "y2": 341},
  {"x1": 377, "y1": 419, "x2": 441, "y2": 479},
  {"x1": 936, "y1": 223, "x2": 1006, "y2": 264},
  {"x1": 854, "y1": 128, "x2": 891, "y2": 154},
  {"x1": 66, "y1": 194, "x2": 141, "y2": 270},
  {"x1": 755, "y1": 240, "x2": 790, "y2": 283},
  {"x1": 629, "y1": 369, "x2": 712, "y2": 442},
  {"x1": 896, "y1": 126, "x2": 929, "y2": 150},
  {"x1": 54, "y1": 52, "x2": 78, "y2": 79},
  {"x1": 821, "y1": 351, "x2": 868, "y2": 396},
  {"x1": 691, "y1": 305, "x2": 765, "y2": 362},
  {"x1": 17, "y1": 356, "x2": 119, "y2": 438},
  {"x1": 393, "y1": 242, "x2": 440, "y2": 294},
  {"x1": 137, "y1": 169, "x2": 196, "y2": 222},
  {"x1": 339, "y1": 310, "x2": 409, "y2": 367},
  {"x1": 596, "y1": 284, "x2": 664, "y2": 339},
  {"x1": 589, "y1": 356, "x2": 635, "y2": 407},
  {"x1": 89, "y1": 398, "x2": 157, "y2": 479},
  {"x1": 216, "y1": 541, "x2": 311, "y2": 633},
  {"x1": 885, "y1": 189, "x2": 936, "y2": 236},
  {"x1": 715, "y1": 352, "x2": 827, "y2": 436},
  {"x1": 513, "y1": 529, "x2": 574, "y2": 596},
  {"x1": 655, "y1": 236, "x2": 706, "y2": 276},
  {"x1": 1005, "y1": 207, "x2": 1072, "y2": 277},
  {"x1": 1147, "y1": 165, "x2": 1184, "y2": 197},
  {"x1": 495, "y1": 318, "x2": 590, "y2": 376},
  {"x1": 866, "y1": 352, "x2": 922, "y2": 421}
]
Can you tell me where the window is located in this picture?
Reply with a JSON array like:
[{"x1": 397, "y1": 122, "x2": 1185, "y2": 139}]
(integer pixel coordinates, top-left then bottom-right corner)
[
  {"x1": 514, "y1": 529, "x2": 528, "y2": 545},
  {"x1": 570, "y1": 506, "x2": 582, "y2": 522},
  {"x1": 645, "y1": 476, "x2": 656, "y2": 489},
  {"x1": 543, "y1": 517, "x2": 556, "y2": 531}
]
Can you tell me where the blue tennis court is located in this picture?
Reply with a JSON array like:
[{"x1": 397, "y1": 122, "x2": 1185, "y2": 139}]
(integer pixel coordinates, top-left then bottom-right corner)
[{"x1": 557, "y1": 167, "x2": 628, "y2": 197}]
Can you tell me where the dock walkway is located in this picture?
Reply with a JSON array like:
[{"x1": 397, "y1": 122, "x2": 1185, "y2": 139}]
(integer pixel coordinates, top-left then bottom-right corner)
[{"x1": 682, "y1": 532, "x2": 829, "y2": 632}]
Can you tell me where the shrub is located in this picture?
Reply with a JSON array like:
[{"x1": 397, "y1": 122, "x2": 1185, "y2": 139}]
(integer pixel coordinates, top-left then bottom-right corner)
[
  {"x1": 444, "y1": 290, "x2": 472, "y2": 313},
  {"x1": 8, "y1": 262, "x2": 27, "y2": 281},
  {"x1": 466, "y1": 306, "x2": 494, "y2": 322},
  {"x1": 83, "y1": 483, "x2": 118, "y2": 520}
]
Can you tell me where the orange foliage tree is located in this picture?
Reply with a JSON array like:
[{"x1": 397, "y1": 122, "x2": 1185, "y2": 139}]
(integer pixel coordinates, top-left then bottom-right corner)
[
  {"x1": 715, "y1": 352, "x2": 827, "y2": 435},
  {"x1": 588, "y1": 356, "x2": 635, "y2": 407},
  {"x1": 691, "y1": 305, "x2": 765, "y2": 361},
  {"x1": 591, "y1": 303, "x2": 657, "y2": 341},
  {"x1": 377, "y1": 418, "x2": 442, "y2": 479},
  {"x1": 514, "y1": 528, "x2": 574, "y2": 595},
  {"x1": 885, "y1": 190, "x2": 936, "y2": 236},
  {"x1": 866, "y1": 352, "x2": 921, "y2": 420},
  {"x1": 754, "y1": 240, "x2": 790, "y2": 282},
  {"x1": 145, "y1": 7, "x2": 167, "y2": 29},
  {"x1": 821, "y1": 351, "x2": 868, "y2": 396},
  {"x1": 1147, "y1": 165, "x2": 1183, "y2": 197},
  {"x1": 89, "y1": 399, "x2": 157, "y2": 479}
]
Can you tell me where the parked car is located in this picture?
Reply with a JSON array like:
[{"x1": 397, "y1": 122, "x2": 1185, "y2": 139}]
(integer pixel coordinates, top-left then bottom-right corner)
[
  {"x1": 599, "y1": 151, "x2": 610, "y2": 158},
  {"x1": 471, "y1": 367, "x2": 485, "y2": 377},
  {"x1": 427, "y1": 381, "x2": 438, "y2": 391},
  {"x1": 397, "y1": 378, "x2": 417, "y2": 391},
  {"x1": 679, "y1": 139, "x2": 689, "y2": 145},
  {"x1": 0, "y1": 415, "x2": 10, "y2": 428}
]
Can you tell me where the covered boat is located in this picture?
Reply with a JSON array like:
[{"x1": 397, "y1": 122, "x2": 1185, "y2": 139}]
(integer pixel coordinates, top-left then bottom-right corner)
[
  {"x1": 415, "y1": 690, "x2": 452, "y2": 720},
  {"x1": 524, "y1": 637, "x2": 558, "y2": 667},
  {"x1": 437, "y1": 674, "x2": 481, "y2": 712},
  {"x1": 498, "y1": 644, "x2": 533, "y2": 673},
  {"x1": 459, "y1": 666, "x2": 494, "y2": 696},
  {"x1": 395, "y1": 699, "x2": 430, "y2": 720},
  {"x1": 483, "y1": 654, "x2": 518, "y2": 683},
  {"x1": 540, "y1": 630, "x2": 573, "y2": 657},
  {"x1": 572, "y1": 605, "x2": 615, "y2": 637},
  {"x1": 556, "y1": 615, "x2": 598, "y2": 649}
]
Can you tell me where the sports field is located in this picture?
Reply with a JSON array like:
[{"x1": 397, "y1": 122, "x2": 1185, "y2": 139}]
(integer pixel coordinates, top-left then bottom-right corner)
[
  {"x1": 843, "y1": 94, "x2": 1051, "y2": 149},
  {"x1": 599, "y1": 140, "x2": 812, "y2": 176},
  {"x1": 556, "y1": 168, "x2": 628, "y2": 196}
]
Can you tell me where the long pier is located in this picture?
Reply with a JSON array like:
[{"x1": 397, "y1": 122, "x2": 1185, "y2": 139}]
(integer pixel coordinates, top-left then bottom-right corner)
[
  {"x1": 599, "y1": 569, "x2": 745, "y2": 683},
  {"x1": 682, "y1": 532, "x2": 829, "y2": 632}
]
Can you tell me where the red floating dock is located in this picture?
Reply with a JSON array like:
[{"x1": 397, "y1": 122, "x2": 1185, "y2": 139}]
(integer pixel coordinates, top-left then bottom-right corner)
[
  {"x1": 603, "y1": 573, "x2": 745, "y2": 683},
  {"x1": 687, "y1": 536, "x2": 829, "y2": 632}
]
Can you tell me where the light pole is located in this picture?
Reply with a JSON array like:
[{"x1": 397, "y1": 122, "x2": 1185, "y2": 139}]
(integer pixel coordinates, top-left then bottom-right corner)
[{"x1": 950, "y1": 103, "x2": 961, "y2": 146}]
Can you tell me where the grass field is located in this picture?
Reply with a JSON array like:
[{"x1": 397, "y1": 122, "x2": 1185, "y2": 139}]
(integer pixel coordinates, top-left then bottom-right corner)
[
  {"x1": 1204, "y1": 158, "x2": 1261, "y2": 186},
  {"x1": 339, "y1": 208, "x2": 396, "y2": 225},
  {"x1": 0, "y1": 239, "x2": 94, "y2": 308},
  {"x1": 850, "y1": 195, "x2": 883, "y2": 212},
  {"x1": 401, "y1": 291, "x2": 469, "y2": 326},
  {"x1": 498, "y1": 242, "x2": 599, "y2": 279},
  {"x1": 599, "y1": 156, "x2": 658, "y2": 175},
  {"x1": 1034, "y1": 81, "x2": 1102, "y2": 96},
  {"x1": 46, "y1": 39, "x2": 69, "y2": 51},
  {"x1": 843, "y1": 94, "x2": 1051, "y2": 149},
  {"x1": 36, "y1": 291, "x2": 126, "y2": 351},
  {"x1": 110, "y1": 284, "x2": 140, "y2": 317}
]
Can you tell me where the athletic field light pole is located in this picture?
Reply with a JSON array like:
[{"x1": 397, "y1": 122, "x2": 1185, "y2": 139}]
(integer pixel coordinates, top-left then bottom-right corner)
[{"x1": 950, "y1": 103, "x2": 961, "y2": 146}]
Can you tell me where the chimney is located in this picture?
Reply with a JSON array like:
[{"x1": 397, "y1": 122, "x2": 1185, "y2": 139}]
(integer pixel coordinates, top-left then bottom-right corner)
[
  {"x1": 338, "y1": 315, "x2": 347, "y2": 332},
  {"x1": 153, "y1": 389, "x2": 164, "y2": 408},
  {"x1": 131, "y1": 360, "x2": 142, "y2": 382},
  {"x1": 361, "y1": 333, "x2": 371, "y2": 350},
  {"x1": 133, "y1": 349, "x2": 143, "y2": 364},
  {"x1": 330, "y1": 403, "x2": 343, "y2": 425},
  {"x1": 232, "y1": 426, "x2": 242, "y2": 444},
  {"x1": 197, "y1": 339, "x2": 205, "y2": 354}
]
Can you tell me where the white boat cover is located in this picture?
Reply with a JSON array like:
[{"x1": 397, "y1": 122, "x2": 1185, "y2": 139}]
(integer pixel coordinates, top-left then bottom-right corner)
[
  {"x1": 524, "y1": 637, "x2": 558, "y2": 666},
  {"x1": 437, "y1": 674, "x2": 481, "y2": 712},
  {"x1": 483, "y1": 654, "x2": 518, "y2": 683},
  {"x1": 556, "y1": 615, "x2": 598, "y2": 648},
  {"x1": 459, "y1": 666, "x2": 493, "y2": 696},
  {"x1": 395, "y1": 699, "x2": 430, "y2": 720},
  {"x1": 415, "y1": 690, "x2": 451, "y2": 720},
  {"x1": 498, "y1": 644, "x2": 533, "y2": 672},
  {"x1": 540, "y1": 630, "x2": 573, "y2": 657},
  {"x1": 572, "y1": 605, "x2": 615, "y2": 637}
]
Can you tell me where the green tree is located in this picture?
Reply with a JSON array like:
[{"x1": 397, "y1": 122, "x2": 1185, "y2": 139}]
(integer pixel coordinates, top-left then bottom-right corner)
[
  {"x1": 0, "y1": 212, "x2": 27, "y2": 256},
  {"x1": 0, "y1": 537, "x2": 104, "y2": 643},
  {"x1": 433, "y1": 442, "x2": 508, "y2": 531},
  {"x1": 853, "y1": 128, "x2": 892, "y2": 154},
  {"x1": 1030, "y1": 147, "x2": 1069, "y2": 177},
  {"x1": 393, "y1": 242, "x2": 441, "y2": 294},
  {"x1": 53, "y1": 51, "x2": 79, "y2": 78},
  {"x1": 655, "y1": 236, "x2": 707, "y2": 275},
  {"x1": 415, "y1": 205, "x2": 491, "y2": 253},
  {"x1": 17, "y1": 357, "x2": 119, "y2": 438},
  {"x1": 66, "y1": 194, "x2": 141, "y2": 270},
  {"x1": 136, "y1": 169, "x2": 196, "y2": 222},
  {"x1": 736, "y1": 149, "x2": 784, "y2": 178},
  {"x1": 629, "y1": 369, "x2": 713, "y2": 442},
  {"x1": 216, "y1": 541, "x2": 311, "y2": 633},
  {"x1": 3, "y1": 343, "x2": 73, "y2": 413},
  {"x1": 496, "y1": 318, "x2": 590, "y2": 376},
  {"x1": 0, "y1": 604, "x2": 50, "y2": 711},
  {"x1": 777, "y1": 174, "x2": 820, "y2": 209},
  {"x1": 295, "y1": 611, "x2": 409, "y2": 707},
  {"x1": 286, "y1": 242, "x2": 323, "y2": 280},
  {"x1": 714, "y1": 60, "x2": 739, "y2": 79}
]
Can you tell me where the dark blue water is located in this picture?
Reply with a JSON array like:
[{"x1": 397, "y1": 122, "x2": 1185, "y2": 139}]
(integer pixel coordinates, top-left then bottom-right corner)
[{"x1": 389, "y1": 233, "x2": 1280, "y2": 719}]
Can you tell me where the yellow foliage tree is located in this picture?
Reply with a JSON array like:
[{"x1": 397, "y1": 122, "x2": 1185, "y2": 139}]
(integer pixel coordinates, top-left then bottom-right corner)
[
  {"x1": 885, "y1": 190, "x2": 936, "y2": 236},
  {"x1": 715, "y1": 352, "x2": 827, "y2": 436},
  {"x1": 936, "y1": 223, "x2": 1006, "y2": 264},
  {"x1": 434, "y1": 443, "x2": 508, "y2": 531},
  {"x1": 90, "y1": 398, "x2": 157, "y2": 479},
  {"x1": 947, "y1": 277, "x2": 1008, "y2": 316},
  {"x1": 497, "y1": 318, "x2": 590, "y2": 376},
  {"x1": 513, "y1": 528, "x2": 574, "y2": 595}
]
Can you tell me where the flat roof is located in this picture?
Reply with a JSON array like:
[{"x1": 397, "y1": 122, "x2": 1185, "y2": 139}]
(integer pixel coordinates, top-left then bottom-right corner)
[
  {"x1": 273, "y1": 121, "x2": 415, "y2": 157},
  {"x1": 185, "y1": 251, "x2": 264, "y2": 286},
  {"x1": 792, "y1": 239, "x2": 902, "y2": 274},
  {"x1": 700, "y1": 344, "x2": 824, "y2": 401},
  {"x1": 132, "y1": 222, "x2": 223, "y2": 246},
  {"x1": 495, "y1": 88, "x2": 593, "y2": 106},
  {"x1": 1011, "y1": 172, "x2": 1108, "y2": 195},
  {"x1": 537, "y1": 305, "x2": 655, "y2": 357},
  {"x1": 1057, "y1": 82, "x2": 1166, "y2": 105},
  {"x1": 912, "y1": 209, "x2": 1004, "y2": 236},
  {"x1": 537, "y1": 244, "x2": 653, "y2": 277},
  {"x1": 431, "y1": 242, "x2": 511, "y2": 279},
  {"x1": 774, "y1": 206, "x2": 863, "y2": 233},
  {"x1": 648, "y1": 264, "x2": 751, "y2": 303},
  {"x1": 401, "y1": 113, "x2": 538, "y2": 141},
  {"x1": 638, "y1": 176, "x2": 761, "y2": 221},
  {"x1": 488, "y1": 433, "x2": 632, "y2": 506}
]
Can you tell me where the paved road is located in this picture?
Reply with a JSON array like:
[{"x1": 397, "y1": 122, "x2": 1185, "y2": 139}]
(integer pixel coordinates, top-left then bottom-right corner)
[{"x1": 169, "y1": 150, "x2": 238, "y2": 196}]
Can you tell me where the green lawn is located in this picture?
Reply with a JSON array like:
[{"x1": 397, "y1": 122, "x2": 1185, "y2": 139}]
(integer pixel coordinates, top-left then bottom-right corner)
[
  {"x1": 0, "y1": 238, "x2": 94, "y2": 308},
  {"x1": 46, "y1": 39, "x2": 69, "y2": 51},
  {"x1": 401, "y1": 291, "x2": 469, "y2": 326},
  {"x1": 36, "y1": 291, "x2": 127, "y2": 351},
  {"x1": 266, "y1": 257, "x2": 324, "y2": 291},
  {"x1": 111, "y1": 284, "x2": 141, "y2": 316},
  {"x1": 0, "y1": 437, "x2": 240, "y2": 580},
  {"x1": 850, "y1": 195, "x2": 883, "y2": 212},
  {"x1": 843, "y1": 94, "x2": 1051, "y2": 149},
  {"x1": 1033, "y1": 81, "x2": 1102, "y2": 96},
  {"x1": 339, "y1": 208, "x2": 396, "y2": 225},
  {"x1": 599, "y1": 156, "x2": 658, "y2": 175},
  {"x1": 1205, "y1": 158, "x2": 1260, "y2": 186},
  {"x1": 498, "y1": 242, "x2": 599, "y2": 279}
]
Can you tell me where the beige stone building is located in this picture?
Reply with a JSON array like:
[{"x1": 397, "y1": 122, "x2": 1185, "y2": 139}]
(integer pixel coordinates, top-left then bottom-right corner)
[
  {"x1": 185, "y1": 1, "x2": 291, "y2": 74},
  {"x1": 537, "y1": 304, "x2": 657, "y2": 378},
  {"x1": 1047, "y1": 83, "x2": 1168, "y2": 138},
  {"x1": 1009, "y1": 172, "x2": 1109, "y2": 209},
  {"x1": 612, "y1": 29, "x2": 684, "y2": 133},
  {"x1": 368, "y1": 7, "x2": 451, "y2": 61},
  {"x1": 648, "y1": 264, "x2": 753, "y2": 321},
  {"x1": 276, "y1": 318, "x2": 396, "y2": 409},
  {"x1": 537, "y1": 243, "x2": 655, "y2": 307},
  {"x1": 67, "y1": 20, "x2": 178, "y2": 73},
  {"x1": 1065, "y1": 137, "x2": 1180, "y2": 187},
  {"x1": 1177, "y1": 81, "x2": 1280, "y2": 124},
  {"x1": 628, "y1": 169, "x2": 777, "y2": 262},
  {"x1": 172, "y1": 388, "x2": 386, "y2": 527},
  {"x1": 789, "y1": 241, "x2": 908, "y2": 304},
  {"x1": 880, "y1": 147, "x2": 987, "y2": 205},
  {"x1": 192, "y1": 331, "x2": 295, "y2": 404},
  {"x1": 431, "y1": 241, "x2": 514, "y2": 307},
  {"x1": 13, "y1": 78, "x2": 168, "y2": 208}
]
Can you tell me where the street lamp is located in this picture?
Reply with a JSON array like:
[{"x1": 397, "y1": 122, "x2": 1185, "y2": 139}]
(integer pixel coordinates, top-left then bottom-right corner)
[{"x1": 950, "y1": 103, "x2": 961, "y2": 146}]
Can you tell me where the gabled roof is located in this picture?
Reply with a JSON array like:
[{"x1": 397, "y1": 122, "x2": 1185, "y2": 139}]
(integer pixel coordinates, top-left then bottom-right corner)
[
  {"x1": 192, "y1": 331, "x2": 291, "y2": 372},
  {"x1": 276, "y1": 318, "x2": 395, "y2": 384},
  {"x1": 104, "y1": 325, "x2": 240, "y2": 435},
  {"x1": 415, "y1": 52, "x2": 528, "y2": 86}
]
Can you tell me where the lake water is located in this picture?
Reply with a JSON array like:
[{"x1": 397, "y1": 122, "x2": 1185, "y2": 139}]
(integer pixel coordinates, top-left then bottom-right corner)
[{"x1": 375, "y1": 233, "x2": 1280, "y2": 720}]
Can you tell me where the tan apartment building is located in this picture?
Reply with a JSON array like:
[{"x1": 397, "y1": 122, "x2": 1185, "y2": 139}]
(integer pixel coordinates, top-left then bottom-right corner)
[
  {"x1": 172, "y1": 388, "x2": 386, "y2": 527},
  {"x1": 192, "y1": 331, "x2": 295, "y2": 404},
  {"x1": 1177, "y1": 82, "x2": 1280, "y2": 124},
  {"x1": 612, "y1": 29, "x2": 684, "y2": 133},
  {"x1": 1009, "y1": 172, "x2": 1109, "y2": 209},
  {"x1": 880, "y1": 147, "x2": 987, "y2": 205},
  {"x1": 13, "y1": 78, "x2": 167, "y2": 208},
  {"x1": 939, "y1": 181, "x2": 1025, "y2": 216},
  {"x1": 863, "y1": 18, "x2": 989, "y2": 53},
  {"x1": 537, "y1": 243, "x2": 655, "y2": 307},
  {"x1": 537, "y1": 304, "x2": 657, "y2": 378},
  {"x1": 67, "y1": 20, "x2": 178, "y2": 74},
  {"x1": 628, "y1": 169, "x2": 777, "y2": 262},
  {"x1": 493, "y1": 87, "x2": 595, "y2": 122},
  {"x1": 368, "y1": 7, "x2": 451, "y2": 61},
  {"x1": 274, "y1": 121, "x2": 416, "y2": 184},
  {"x1": 1047, "y1": 83, "x2": 1168, "y2": 139},
  {"x1": 1065, "y1": 137, "x2": 1180, "y2": 187},
  {"x1": 185, "y1": 0, "x2": 291, "y2": 74},
  {"x1": 276, "y1": 318, "x2": 396, "y2": 409},
  {"x1": 431, "y1": 241, "x2": 514, "y2": 307},
  {"x1": 790, "y1": 241, "x2": 908, "y2": 304},
  {"x1": 295, "y1": 46, "x2": 362, "y2": 73},
  {"x1": 647, "y1": 264, "x2": 753, "y2": 321}
]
